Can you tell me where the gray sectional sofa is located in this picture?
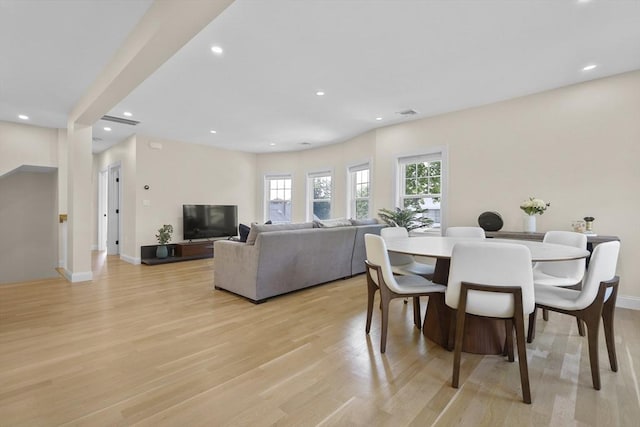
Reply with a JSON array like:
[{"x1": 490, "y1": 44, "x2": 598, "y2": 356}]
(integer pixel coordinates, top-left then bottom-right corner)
[{"x1": 213, "y1": 222, "x2": 386, "y2": 303}]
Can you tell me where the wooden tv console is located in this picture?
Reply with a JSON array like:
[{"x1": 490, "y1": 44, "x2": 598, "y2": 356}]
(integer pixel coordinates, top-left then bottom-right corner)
[{"x1": 141, "y1": 241, "x2": 214, "y2": 265}]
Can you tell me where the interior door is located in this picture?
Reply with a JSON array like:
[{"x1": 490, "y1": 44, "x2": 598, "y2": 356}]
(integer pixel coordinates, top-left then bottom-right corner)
[
  {"x1": 107, "y1": 166, "x2": 120, "y2": 255},
  {"x1": 98, "y1": 169, "x2": 108, "y2": 251}
]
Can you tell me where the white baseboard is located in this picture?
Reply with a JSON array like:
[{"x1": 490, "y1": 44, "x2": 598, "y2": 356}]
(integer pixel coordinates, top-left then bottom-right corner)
[
  {"x1": 62, "y1": 269, "x2": 93, "y2": 283},
  {"x1": 617, "y1": 295, "x2": 640, "y2": 310},
  {"x1": 121, "y1": 254, "x2": 140, "y2": 265},
  {"x1": 91, "y1": 244, "x2": 98, "y2": 251}
]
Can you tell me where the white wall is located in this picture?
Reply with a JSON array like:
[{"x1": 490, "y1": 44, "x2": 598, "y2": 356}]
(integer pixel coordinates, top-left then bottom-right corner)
[
  {"x1": 0, "y1": 170, "x2": 58, "y2": 284},
  {"x1": 256, "y1": 131, "x2": 376, "y2": 222},
  {"x1": 134, "y1": 136, "x2": 257, "y2": 257},
  {"x1": 0, "y1": 121, "x2": 58, "y2": 177},
  {"x1": 256, "y1": 71, "x2": 640, "y2": 304}
]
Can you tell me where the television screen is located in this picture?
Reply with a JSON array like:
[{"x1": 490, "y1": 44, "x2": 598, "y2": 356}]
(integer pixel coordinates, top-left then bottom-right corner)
[{"x1": 183, "y1": 205, "x2": 238, "y2": 240}]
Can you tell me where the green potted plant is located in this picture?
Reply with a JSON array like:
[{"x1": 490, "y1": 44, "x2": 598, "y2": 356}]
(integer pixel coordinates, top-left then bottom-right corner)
[
  {"x1": 155, "y1": 224, "x2": 174, "y2": 258},
  {"x1": 378, "y1": 207, "x2": 434, "y2": 231}
]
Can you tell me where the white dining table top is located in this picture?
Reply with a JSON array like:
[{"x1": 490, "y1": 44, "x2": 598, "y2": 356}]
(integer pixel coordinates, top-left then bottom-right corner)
[{"x1": 384, "y1": 236, "x2": 590, "y2": 262}]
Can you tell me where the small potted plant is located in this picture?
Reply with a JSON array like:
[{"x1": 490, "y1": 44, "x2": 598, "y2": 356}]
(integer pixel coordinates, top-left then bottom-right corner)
[
  {"x1": 378, "y1": 207, "x2": 434, "y2": 231},
  {"x1": 155, "y1": 224, "x2": 174, "y2": 258}
]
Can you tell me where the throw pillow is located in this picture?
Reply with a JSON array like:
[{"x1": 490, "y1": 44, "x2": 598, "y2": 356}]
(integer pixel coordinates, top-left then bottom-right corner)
[
  {"x1": 317, "y1": 218, "x2": 353, "y2": 228},
  {"x1": 350, "y1": 218, "x2": 379, "y2": 226},
  {"x1": 238, "y1": 223, "x2": 251, "y2": 242}
]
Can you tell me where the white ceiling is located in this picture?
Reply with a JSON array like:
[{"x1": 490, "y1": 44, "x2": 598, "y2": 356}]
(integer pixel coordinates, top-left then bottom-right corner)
[{"x1": 2, "y1": 0, "x2": 640, "y2": 154}]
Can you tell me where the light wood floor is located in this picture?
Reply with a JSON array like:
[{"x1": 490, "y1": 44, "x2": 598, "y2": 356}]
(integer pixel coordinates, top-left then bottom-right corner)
[{"x1": 1, "y1": 252, "x2": 639, "y2": 426}]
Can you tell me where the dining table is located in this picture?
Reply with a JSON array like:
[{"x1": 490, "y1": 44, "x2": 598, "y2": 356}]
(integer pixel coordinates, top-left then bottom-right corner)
[{"x1": 384, "y1": 236, "x2": 590, "y2": 354}]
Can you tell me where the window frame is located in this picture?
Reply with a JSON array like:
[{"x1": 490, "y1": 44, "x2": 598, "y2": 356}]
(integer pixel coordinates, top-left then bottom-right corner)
[
  {"x1": 347, "y1": 162, "x2": 371, "y2": 220},
  {"x1": 394, "y1": 149, "x2": 447, "y2": 232},
  {"x1": 306, "y1": 170, "x2": 333, "y2": 221},
  {"x1": 264, "y1": 174, "x2": 293, "y2": 224}
]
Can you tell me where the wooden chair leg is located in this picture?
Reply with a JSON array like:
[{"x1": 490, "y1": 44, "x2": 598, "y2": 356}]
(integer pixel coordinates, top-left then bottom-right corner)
[
  {"x1": 448, "y1": 308, "x2": 457, "y2": 352},
  {"x1": 602, "y1": 295, "x2": 618, "y2": 372},
  {"x1": 577, "y1": 318, "x2": 586, "y2": 336},
  {"x1": 527, "y1": 307, "x2": 537, "y2": 343},
  {"x1": 365, "y1": 279, "x2": 377, "y2": 334},
  {"x1": 504, "y1": 319, "x2": 514, "y2": 362},
  {"x1": 380, "y1": 293, "x2": 391, "y2": 353},
  {"x1": 542, "y1": 309, "x2": 549, "y2": 321},
  {"x1": 452, "y1": 289, "x2": 468, "y2": 388},
  {"x1": 413, "y1": 297, "x2": 422, "y2": 329},
  {"x1": 584, "y1": 315, "x2": 602, "y2": 390},
  {"x1": 513, "y1": 306, "x2": 532, "y2": 404}
]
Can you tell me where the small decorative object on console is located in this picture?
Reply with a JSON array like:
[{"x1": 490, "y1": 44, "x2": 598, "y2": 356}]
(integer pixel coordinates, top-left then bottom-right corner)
[
  {"x1": 572, "y1": 220, "x2": 586, "y2": 233},
  {"x1": 520, "y1": 197, "x2": 550, "y2": 233},
  {"x1": 478, "y1": 211, "x2": 503, "y2": 231},
  {"x1": 155, "y1": 224, "x2": 174, "y2": 258},
  {"x1": 583, "y1": 216, "x2": 595, "y2": 234}
]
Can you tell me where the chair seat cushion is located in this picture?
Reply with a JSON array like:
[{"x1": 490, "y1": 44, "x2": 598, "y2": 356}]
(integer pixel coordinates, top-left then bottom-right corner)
[
  {"x1": 534, "y1": 285, "x2": 584, "y2": 310},
  {"x1": 533, "y1": 270, "x2": 581, "y2": 287},
  {"x1": 395, "y1": 274, "x2": 445, "y2": 294},
  {"x1": 392, "y1": 261, "x2": 435, "y2": 277}
]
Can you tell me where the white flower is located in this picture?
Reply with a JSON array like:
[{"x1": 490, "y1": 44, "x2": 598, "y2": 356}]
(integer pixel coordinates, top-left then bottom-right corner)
[{"x1": 520, "y1": 197, "x2": 551, "y2": 216}]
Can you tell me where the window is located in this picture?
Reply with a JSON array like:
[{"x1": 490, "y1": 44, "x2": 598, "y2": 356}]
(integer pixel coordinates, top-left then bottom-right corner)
[
  {"x1": 308, "y1": 171, "x2": 332, "y2": 220},
  {"x1": 348, "y1": 163, "x2": 371, "y2": 219},
  {"x1": 398, "y1": 153, "x2": 442, "y2": 228},
  {"x1": 265, "y1": 175, "x2": 292, "y2": 223}
]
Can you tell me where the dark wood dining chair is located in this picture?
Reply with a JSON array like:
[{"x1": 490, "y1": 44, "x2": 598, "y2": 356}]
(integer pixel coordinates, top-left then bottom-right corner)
[
  {"x1": 532, "y1": 231, "x2": 588, "y2": 335},
  {"x1": 527, "y1": 240, "x2": 620, "y2": 390},
  {"x1": 364, "y1": 234, "x2": 445, "y2": 353},
  {"x1": 446, "y1": 241, "x2": 535, "y2": 404}
]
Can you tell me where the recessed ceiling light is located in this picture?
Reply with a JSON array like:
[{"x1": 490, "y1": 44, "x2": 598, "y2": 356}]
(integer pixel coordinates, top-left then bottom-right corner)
[
  {"x1": 210, "y1": 130, "x2": 217, "y2": 134},
  {"x1": 18, "y1": 114, "x2": 29, "y2": 120},
  {"x1": 316, "y1": 91, "x2": 325, "y2": 96},
  {"x1": 582, "y1": 64, "x2": 597, "y2": 71},
  {"x1": 104, "y1": 127, "x2": 112, "y2": 131},
  {"x1": 269, "y1": 142, "x2": 276, "y2": 146},
  {"x1": 123, "y1": 111, "x2": 132, "y2": 117},
  {"x1": 375, "y1": 117, "x2": 383, "y2": 121},
  {"x1": 211, "y1": 46, "x2": 223, "y2": 55}
]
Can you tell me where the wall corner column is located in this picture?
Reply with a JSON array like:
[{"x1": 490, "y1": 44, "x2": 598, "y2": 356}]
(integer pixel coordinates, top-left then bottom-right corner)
[{"x1": 64, "y1": 123, "x2": 93, "y2": 282}]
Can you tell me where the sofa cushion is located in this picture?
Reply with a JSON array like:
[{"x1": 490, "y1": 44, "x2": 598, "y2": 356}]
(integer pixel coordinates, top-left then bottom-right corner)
[{"x1": 245, "y1": 222, "x2": 314, "y2": 245}]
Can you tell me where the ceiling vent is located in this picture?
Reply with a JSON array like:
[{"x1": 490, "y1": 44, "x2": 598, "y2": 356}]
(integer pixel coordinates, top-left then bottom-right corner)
[
  {"x1": 101, "y1": 115, "x2": 140, "y2": 126},
  {"x1": 397, "y1": 109, "x2": 418, "y2": 116},
  {"x1": 300, "y1": 142, "x2": 312, "y2": 146}
]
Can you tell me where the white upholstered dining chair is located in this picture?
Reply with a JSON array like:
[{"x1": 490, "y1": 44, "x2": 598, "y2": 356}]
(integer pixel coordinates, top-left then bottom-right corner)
[
  {"x1": 380, "y1": 227, "x2": 435, "y2": 279},
  {"x1": 444, "y1": 226, "x2": 486, "y2": 238},
  {"x1": 446, "y1": 241, "x2": 534, "y2": 403},
  {"x1": 527, "y1": 240, "x2": 620, "y2": 390},
  {"x1": 364, "y1": 234, "x2": 446, "y2": 353},
  {"x1": 532, "y1": 231, "x2": 588, "y2": 334}
]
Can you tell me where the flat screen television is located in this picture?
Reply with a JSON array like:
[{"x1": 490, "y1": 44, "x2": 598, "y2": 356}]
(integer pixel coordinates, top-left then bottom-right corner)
[{"x1": 183, "y1": 204, "x2": 238, "y2": 240}]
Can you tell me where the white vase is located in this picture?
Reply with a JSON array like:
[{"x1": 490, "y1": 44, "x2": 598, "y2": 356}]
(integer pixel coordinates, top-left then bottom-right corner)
[{"x1": 524, "y1": 215, "x2": 536, "y2": 233}]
